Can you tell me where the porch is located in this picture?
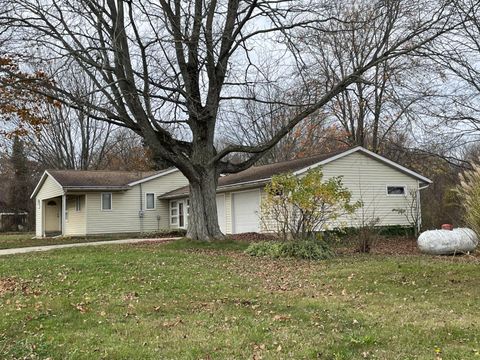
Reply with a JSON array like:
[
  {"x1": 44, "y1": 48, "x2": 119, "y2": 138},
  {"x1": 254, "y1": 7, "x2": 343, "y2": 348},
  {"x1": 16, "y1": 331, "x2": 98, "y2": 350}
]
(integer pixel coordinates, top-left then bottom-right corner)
[{"x1": 38, "y1": 194, "x2": 87, "y2": 237}]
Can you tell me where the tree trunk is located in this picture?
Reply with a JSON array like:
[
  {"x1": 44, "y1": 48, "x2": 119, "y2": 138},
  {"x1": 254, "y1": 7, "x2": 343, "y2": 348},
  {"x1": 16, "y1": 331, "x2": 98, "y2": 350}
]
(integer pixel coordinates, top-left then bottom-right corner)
[{"x1": 186, "y1": 168, "x2": 224, "y2": 241}]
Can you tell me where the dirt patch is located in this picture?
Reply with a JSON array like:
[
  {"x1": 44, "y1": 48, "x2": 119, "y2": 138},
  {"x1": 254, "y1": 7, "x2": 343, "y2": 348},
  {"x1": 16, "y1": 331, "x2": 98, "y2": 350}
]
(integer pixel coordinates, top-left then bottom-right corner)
[
  {"x1": 370, "y1": 237, "x2": 421, "y2": 255},
  {"x1": 336, "y1": 236, "x2": 420, "y2": 256},
  {"x1": 337, "y1": 236, "x2": 480, "y2": 262}
]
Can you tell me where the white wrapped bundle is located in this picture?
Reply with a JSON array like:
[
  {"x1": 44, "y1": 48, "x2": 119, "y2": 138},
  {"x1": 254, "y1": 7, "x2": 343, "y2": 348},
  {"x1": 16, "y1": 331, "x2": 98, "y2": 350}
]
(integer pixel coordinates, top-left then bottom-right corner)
[{"x1": 417, "y1": 228, "x2": 478, "y2": 255}]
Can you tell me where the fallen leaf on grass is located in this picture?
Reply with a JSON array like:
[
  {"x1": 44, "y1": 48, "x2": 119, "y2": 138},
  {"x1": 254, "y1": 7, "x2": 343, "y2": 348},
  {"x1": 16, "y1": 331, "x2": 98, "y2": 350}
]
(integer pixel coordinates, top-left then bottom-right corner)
[
  {"x1": 72, "y1": 303, "x2": 88, "y2": 313},
  {"x1": 273, "y1": 314, "x2": 291, "y2": 322},
  {"x1": 162, "y1": 318, "x2": 183, "y2": 328}
]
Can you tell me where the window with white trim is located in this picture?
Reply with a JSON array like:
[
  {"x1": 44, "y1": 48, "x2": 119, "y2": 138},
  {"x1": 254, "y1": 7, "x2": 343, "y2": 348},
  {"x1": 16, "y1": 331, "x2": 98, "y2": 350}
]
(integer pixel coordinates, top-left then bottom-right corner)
[
  {"x1": 101, "y1": 193, "x2": 112, "y2": 210},
  {"x1": 146, "y1": 193, "x2": 155, "y2": 210},
  {"x1": 170, "y1": 201, "x2": 178, "y2": 225},
  {"x1": 387, "y1": 186, "x2": 406, "y2": 195}
]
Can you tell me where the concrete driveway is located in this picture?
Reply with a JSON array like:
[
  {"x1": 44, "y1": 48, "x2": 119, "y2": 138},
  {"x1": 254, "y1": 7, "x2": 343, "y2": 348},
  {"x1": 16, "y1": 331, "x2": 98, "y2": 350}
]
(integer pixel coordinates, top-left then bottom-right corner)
[{"x1": 0, "y1": 237, "x2": 180, "y2": 256}]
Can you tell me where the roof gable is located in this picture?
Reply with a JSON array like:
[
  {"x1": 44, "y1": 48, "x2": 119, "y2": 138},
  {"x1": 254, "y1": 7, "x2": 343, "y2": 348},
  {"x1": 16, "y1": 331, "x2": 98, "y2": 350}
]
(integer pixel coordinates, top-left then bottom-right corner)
[{"x1": 293, "y1": 146, "x2": 432, "y2": 184}]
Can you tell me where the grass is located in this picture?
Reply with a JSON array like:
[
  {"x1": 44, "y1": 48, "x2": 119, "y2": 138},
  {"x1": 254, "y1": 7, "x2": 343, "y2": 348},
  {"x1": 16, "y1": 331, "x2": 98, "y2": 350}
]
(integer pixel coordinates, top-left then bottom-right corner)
[
  {"x1": 0, "y1": 231, "x2": 184, "y2": 250},
  {"x1": 0, "y1": 239, "x2": 479, "y2": 359}
]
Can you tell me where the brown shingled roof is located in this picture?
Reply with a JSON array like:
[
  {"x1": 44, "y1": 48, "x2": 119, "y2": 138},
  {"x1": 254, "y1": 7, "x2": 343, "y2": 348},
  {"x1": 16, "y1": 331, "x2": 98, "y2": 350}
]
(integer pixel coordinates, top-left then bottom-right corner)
[
  {"x1": 159, "y1": 149, "x2": 346, "y2": 199},
  {"x1": 48, "y1": 169, "x2": 169, "y2": 189}
]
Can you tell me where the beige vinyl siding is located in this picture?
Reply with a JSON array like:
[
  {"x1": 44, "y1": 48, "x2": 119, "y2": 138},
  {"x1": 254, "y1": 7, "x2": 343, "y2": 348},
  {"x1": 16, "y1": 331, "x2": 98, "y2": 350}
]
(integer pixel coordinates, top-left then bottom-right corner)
[
  {"x1": 315, "y1": 151, "x2": 419, "y2": 228},
  {"x1": 64, "y1": 195, "x2": 86, "y2": 236},
  {"x1": 141, "y1": 172, "x2": 188, "y2": 231},
  {"x1": 35, "y1": 174, "x2": 64, "y2": 237},
  {"x1": 86, "y1": 171, "x2": 188, "y2": 235},
  {"x1": 225, "y1": 193, "x2": 232, "y2": 234},
  {"x1": 259, "y1": 189, "x2": 278, "y2": 233}
]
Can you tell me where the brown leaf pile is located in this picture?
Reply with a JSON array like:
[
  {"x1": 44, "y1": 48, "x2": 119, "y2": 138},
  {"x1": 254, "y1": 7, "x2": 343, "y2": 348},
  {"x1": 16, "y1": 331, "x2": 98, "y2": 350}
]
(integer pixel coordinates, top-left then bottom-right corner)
[{"x1": 0, "y1": 277, "x2": 35, "y2": 296}]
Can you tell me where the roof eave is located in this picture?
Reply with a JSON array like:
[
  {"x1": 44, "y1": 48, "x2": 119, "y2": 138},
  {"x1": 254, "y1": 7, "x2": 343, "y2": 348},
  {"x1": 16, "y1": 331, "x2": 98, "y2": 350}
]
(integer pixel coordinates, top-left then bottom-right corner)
[
  {"x1": 64, "y1": 186, "x2": 131, "y2": 192},
  {"x1": 127, "y1": 168, "x2": 179, "y2": 186},
  {"x1": 159, "y1": 178, "x2": 271, "y2": 199}
]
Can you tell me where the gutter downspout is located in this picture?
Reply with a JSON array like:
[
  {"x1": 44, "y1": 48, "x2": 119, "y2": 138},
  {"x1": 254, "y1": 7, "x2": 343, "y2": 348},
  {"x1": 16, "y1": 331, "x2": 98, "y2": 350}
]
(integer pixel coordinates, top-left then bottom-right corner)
[
  {"x1": 61, "y1": 194, "x2": 66, "y2": 236},
  {"x1": 417, "y1": 181, "x2": 431, "y2": 235}
]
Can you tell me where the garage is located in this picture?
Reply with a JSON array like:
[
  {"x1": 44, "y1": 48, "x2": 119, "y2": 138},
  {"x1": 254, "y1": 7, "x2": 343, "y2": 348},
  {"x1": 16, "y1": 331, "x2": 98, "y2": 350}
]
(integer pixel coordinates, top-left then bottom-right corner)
[
  {"x1": 216, "y1": 194, "x2": 226, "y2": 233},
  {"x1": 232, "y1": 189, "x2": 260, "y2": 233}
]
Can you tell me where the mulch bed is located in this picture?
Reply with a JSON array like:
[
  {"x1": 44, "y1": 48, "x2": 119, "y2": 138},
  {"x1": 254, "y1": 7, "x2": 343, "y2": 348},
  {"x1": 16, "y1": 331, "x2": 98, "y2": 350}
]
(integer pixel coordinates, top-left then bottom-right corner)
[
  {"x1": 337, "y1": 236, "x2": 480, "y2": 262},
  {"x1": 227, "y1": 232, "x2": 276, "y2": 242},
  {"x1": 337, "y1": 236, "x2": 421, "y2": 256}
]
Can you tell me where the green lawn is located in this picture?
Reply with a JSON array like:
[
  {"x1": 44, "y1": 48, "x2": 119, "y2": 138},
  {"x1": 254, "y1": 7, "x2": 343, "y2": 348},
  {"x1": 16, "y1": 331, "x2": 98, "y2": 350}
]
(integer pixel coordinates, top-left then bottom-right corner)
[
  {"x1": 0, "y1": 231, "x2": 183, "y2": 250},
  {"x1": 0, "y1": 240, "x2": 479, "y2": 359}
]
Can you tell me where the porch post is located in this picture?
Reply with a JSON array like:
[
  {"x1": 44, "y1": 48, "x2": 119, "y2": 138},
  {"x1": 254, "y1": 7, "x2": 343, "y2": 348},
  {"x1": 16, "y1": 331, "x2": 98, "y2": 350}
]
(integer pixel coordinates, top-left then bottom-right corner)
[
  {"x1": 42, "y1": 200, "x2": 45, "y2": 237},
  {"x1": 61, "y1": 194, "x2": 66, "y2": 236}
]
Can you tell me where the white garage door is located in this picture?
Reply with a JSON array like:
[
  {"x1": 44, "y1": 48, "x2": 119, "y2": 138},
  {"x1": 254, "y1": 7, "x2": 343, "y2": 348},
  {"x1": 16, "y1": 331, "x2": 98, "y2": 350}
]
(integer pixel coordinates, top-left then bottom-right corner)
[
  {"x1": 232, "y1": 190, "x2": 260, "y2": 234},
  {"x1": 216, "y1": 195, "x2": 226, "y2": 234}
]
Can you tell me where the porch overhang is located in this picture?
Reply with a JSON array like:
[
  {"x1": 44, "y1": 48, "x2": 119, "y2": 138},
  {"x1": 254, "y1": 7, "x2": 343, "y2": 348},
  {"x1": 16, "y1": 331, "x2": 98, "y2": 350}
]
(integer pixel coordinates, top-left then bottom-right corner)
[{"x1": 63, "y1": 186, "x2": 130, "y2": 193}]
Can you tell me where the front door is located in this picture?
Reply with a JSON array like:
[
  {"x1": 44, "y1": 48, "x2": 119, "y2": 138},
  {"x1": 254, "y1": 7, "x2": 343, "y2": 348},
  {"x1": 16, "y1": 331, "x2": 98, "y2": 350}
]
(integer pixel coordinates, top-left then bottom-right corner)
[
  {"x1": 45, "y1": 199, "x2": 61, "y2": 232},
  {"x1": 170, "y1": 199, "x2": 190, "y2": 229}
]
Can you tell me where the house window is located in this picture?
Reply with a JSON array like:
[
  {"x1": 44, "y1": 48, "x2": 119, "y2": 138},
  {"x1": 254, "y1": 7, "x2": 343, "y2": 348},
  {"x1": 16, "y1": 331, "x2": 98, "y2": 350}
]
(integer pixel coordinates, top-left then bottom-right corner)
[
  {"x1": 146, "y1": 193, "x2": 155, "y2": 210},
  {"x1": 170, "y1": 201, "x2": 178, "y2": 224},
  {"x1": 387, "y1": 186, "x2": 406, "y2": 196},
  {"x1": 101, "y1": 193, "x2": 112, "y2": 210},
  {"x1": 75, "y1": 196, "x2": 81, "y2": 212}
]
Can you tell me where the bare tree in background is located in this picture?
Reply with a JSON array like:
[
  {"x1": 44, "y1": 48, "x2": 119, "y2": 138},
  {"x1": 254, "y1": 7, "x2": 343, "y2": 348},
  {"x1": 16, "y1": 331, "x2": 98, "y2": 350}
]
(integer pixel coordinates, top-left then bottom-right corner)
[
  {"x1": 102, "y1": 128, "x2": 158, "y2": 171},
  {"x1": 1, "y1": 0, "x2": 458, "y2": 240},
  {"x1": 421, "y1": 0, "x2": 480, "y2": 149},
  {"x1": 295, "y1": 1, "x2": 442, "y2": 153},
  {"x1": 221, "y1": 85, "x2": 348, "y2": 164},
  {"x1": 29, "y1": 105, "x2": 113, "y2": 170}
]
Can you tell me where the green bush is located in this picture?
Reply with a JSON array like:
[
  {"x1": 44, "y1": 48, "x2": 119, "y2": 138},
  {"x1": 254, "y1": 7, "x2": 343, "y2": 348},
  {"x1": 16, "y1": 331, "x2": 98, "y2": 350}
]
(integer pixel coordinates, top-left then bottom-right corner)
[
  {"x1": 245, "y1": 240, "x2": 333, "y2": 260},
  {"x1": 244, "y1": 241, "x2": 284, "y2": 258}
]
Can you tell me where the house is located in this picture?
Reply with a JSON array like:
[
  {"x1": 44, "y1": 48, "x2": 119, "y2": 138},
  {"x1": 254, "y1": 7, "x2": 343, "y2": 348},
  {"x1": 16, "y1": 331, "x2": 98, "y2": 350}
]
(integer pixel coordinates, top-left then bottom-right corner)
[
  {"x1": 31, "y1": 146, "x2": 431, "y2": 237},
  {"x1": 31, "y1": 168, "x2": 188, "y2": 237}
]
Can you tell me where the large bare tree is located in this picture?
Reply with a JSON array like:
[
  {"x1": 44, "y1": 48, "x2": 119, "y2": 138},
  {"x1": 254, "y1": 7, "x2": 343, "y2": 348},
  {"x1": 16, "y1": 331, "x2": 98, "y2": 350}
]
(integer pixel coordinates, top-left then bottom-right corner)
[{"x1": 1, "y1": 0, "x2": 458, "y2": 239}]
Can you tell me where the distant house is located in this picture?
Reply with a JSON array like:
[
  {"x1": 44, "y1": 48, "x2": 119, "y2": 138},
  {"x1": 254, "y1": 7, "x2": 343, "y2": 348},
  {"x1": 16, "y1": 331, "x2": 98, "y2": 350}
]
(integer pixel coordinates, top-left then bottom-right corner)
[
  {"x1": 31, "y1": 146, "x2": 432, "y2": 237},
  {"x1": 0, "y1": 201, "x2": 28, "y2": 232}
]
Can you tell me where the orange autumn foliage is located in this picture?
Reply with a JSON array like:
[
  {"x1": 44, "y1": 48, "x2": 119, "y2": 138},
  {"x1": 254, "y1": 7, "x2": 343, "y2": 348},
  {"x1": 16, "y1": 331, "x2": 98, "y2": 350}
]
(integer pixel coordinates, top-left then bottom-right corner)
[{"x1": 0, "y1": 57, "x2": 57, "y2": 137}]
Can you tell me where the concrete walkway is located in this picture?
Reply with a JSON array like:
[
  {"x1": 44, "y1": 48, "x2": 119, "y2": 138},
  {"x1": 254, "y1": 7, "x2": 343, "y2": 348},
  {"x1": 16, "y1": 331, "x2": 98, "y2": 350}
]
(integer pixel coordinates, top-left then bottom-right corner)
[{"x1": 0, "y1": 237, "x2": 180, "y2": 256}]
